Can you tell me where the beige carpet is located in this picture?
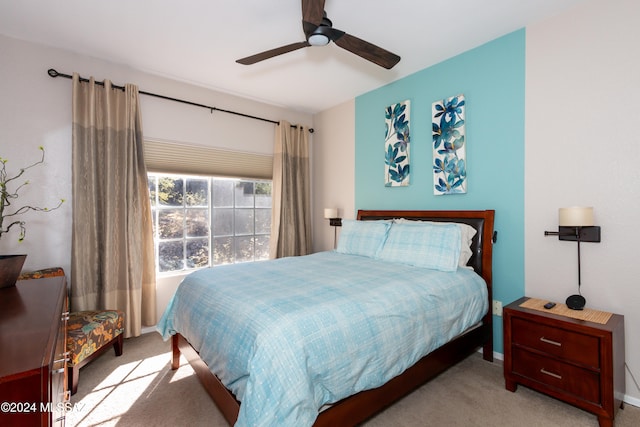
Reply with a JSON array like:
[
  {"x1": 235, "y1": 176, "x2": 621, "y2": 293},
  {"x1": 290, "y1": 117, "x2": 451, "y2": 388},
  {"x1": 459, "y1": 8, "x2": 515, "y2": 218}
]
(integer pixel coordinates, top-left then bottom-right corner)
[{"x1": 67, "y1": 333, "x2": 640, "y2": 427}]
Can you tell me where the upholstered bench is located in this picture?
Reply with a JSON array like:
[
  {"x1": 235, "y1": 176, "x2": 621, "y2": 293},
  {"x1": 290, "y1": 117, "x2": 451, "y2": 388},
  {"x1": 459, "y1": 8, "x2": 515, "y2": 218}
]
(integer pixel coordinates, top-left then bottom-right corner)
[
  {"x1": 67, "y1": 310, "x2": 124, "y2": 394},
  {"x1": 18, "y1": 267, "x2": 125, "y2": 395}
]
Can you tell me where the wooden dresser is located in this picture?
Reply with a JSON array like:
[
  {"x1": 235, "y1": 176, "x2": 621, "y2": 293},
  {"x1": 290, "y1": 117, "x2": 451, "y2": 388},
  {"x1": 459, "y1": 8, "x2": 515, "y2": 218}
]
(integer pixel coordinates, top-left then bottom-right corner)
[
  {"x1": 0, "y1": 276, "x2": 69, "y2": 426},
  {"x1": 503, "y1": 297, "x2": 625, "y2": 427}
]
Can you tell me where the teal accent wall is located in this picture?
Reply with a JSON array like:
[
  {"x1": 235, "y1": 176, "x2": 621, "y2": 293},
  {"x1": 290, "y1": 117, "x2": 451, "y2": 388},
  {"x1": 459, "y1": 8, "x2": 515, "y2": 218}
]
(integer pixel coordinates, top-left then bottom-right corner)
[{"x1": 355, "y1": 30, "x2": 526, "y2": 353}]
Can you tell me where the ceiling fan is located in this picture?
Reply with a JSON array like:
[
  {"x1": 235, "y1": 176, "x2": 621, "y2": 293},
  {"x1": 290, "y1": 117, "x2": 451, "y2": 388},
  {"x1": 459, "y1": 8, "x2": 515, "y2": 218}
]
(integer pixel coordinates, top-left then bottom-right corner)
[{"x1": 236, "y1": 0, "x2": 401, "y2": 69}]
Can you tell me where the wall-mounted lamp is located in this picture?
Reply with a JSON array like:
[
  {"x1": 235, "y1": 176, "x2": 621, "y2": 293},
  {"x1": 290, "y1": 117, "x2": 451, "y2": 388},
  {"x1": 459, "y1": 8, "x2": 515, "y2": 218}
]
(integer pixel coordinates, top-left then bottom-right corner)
[
  {"x1": 324, "y1": 208, "x2": 342, "y2": 249},
  {"x1": 544, "y1": 207, "x2": 601, "y2": 310}
]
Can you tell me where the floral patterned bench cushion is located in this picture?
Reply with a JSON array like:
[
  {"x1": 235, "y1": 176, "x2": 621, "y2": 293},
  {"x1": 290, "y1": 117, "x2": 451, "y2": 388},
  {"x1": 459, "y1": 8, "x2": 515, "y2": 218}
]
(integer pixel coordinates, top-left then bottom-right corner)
[
  {"x1": 18, "y1": 267, "x2": 125, "y2": 366},
  {"x1": 67, "y1": 310, "x2": 125, "y2": 365}
]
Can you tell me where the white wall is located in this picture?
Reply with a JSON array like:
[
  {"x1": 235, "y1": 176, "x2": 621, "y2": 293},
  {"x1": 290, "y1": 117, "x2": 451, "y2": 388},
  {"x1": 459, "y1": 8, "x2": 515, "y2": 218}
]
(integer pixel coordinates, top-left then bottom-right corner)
[
  {"x1": 311, "y1": 99, "x2": 355, "y2": 252},
  {"x1": 525, "y1": 0, "x2": 640, "y2": 404},
  {"x1": 0, "y1": 34, "x2": 313, "y2": 317}
]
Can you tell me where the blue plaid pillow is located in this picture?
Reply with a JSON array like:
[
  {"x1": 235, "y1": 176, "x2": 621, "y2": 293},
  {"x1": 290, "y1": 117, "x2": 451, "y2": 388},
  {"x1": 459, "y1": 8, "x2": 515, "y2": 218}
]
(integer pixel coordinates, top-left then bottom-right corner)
[
  {"x1": 336, "y1": 220, "x2": 391, "y2": 258},
  {"x1": 378, "y1": 223, "x2": 461, "y2": 271}
]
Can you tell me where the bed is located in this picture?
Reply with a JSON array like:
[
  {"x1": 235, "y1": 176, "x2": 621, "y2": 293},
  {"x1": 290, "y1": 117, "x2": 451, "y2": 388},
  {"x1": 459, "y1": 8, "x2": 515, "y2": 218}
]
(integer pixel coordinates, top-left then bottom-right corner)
[{"x1": 158, "y1": 209, "x2": 496, "y2": 426}]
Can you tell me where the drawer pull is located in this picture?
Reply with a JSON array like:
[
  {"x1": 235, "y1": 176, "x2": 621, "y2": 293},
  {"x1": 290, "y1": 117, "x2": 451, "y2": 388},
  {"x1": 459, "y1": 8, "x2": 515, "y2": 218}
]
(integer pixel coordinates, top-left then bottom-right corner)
[
  {"x1": 540, "y1": 368, "x2": 562, "y2": 380},
  {"x1": 55, "y1": 351, "x2": 71, "y2": 362},
  {"x1": 53, "y1": 367, "x2": 65, "y2": 374},
  {"x1": 54, "y1": 354, "x2": 70, "y2": 364},
  {"x1": 539, "y1": 336, "x2": 562, "y2": 347}
]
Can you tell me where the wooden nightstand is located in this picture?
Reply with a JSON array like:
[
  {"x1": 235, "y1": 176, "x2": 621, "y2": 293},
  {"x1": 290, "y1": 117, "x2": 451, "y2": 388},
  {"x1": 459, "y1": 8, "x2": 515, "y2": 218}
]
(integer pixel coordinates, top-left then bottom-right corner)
[{"x1": 503, "y1": 297, "x2": 625, "y2": 427}]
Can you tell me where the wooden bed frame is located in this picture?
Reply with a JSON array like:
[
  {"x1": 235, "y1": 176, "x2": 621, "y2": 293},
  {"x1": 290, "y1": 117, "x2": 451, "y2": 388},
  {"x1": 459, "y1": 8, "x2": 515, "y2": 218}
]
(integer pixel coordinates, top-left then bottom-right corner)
[{"x1": 171, "y1": 209, "x2": 496, "y2": 426}]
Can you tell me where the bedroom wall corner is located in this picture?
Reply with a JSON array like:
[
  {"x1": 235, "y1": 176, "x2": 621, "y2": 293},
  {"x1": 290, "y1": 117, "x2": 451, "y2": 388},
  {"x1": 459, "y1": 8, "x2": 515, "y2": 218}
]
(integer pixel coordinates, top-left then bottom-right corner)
[{"x1": 311, "y1": 99, "x2": 356, "y2": 253}]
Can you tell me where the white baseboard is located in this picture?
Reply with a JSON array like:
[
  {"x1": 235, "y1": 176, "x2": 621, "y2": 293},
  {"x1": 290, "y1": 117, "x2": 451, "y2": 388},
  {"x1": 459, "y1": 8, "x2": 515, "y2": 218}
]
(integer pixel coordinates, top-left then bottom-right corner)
[
  {"x1": 141, "y1": 325, "x2": 156, "y2": 335},
  {"x1": 624, "y1": 394, "x2": 640, "y2": 408},
  {"x1": 474, "y1": 348, "x2": 504, "y2": 362}
]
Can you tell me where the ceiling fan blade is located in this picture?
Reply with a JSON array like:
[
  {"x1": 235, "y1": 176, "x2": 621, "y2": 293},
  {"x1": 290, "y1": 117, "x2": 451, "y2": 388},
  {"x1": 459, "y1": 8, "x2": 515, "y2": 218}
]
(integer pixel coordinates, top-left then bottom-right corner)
[
  {"x1": 236, "y1": 41, "x2": 310, "y2": 65},
  {"x1": 302, "y1": 20, "x2": 319, "y2": 38},
  {"x1": 333, "y1": 33, "x2": 401, "y2": 69},
  {"x1": 302, "y1": 0, "x2": 325, "y2": 26}
]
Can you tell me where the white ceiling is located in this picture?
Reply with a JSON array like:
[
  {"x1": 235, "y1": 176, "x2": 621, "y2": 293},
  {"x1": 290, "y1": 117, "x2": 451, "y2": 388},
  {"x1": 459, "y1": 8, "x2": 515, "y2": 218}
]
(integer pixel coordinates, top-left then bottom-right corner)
[{"x1": 0, "y1": 0, "x2": 585, "y2": 114}]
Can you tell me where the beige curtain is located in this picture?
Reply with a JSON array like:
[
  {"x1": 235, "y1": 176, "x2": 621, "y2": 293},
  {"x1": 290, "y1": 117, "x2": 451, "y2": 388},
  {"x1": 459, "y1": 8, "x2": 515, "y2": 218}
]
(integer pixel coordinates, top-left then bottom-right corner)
[
  {"x1": 270, "y1": 121, "x2": 312, "y2": 258},
  {"x1": 70, "y1": 73, "x2": 156, "y2": 338}
]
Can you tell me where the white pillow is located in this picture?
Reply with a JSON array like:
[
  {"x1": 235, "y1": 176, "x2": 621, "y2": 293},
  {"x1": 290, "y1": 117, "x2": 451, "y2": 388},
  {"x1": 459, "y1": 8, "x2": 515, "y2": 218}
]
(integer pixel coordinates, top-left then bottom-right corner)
[
  {"x1": 393, "y1": 219, "x2": 477, "y2": 268},
  {"x1": 378, "y1": 222, "x2": 461, "y2": 272}
]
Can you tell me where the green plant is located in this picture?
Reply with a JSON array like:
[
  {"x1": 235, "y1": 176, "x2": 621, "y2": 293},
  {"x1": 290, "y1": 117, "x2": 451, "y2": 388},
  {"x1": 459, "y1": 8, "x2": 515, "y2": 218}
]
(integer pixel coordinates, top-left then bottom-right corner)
[{"x1": 0, "y1": 146, "x2": 64, "y2": 242}]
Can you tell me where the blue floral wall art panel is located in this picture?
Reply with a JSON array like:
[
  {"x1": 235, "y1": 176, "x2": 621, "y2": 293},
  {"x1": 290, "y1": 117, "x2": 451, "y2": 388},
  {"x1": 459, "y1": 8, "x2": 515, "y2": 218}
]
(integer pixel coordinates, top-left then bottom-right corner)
[
  {"x1": 432, "y1": 94, "x2": 466, "y2": 195},
  {"x1": 384, "y1": 100, "x2": 410, "y2": 187}
]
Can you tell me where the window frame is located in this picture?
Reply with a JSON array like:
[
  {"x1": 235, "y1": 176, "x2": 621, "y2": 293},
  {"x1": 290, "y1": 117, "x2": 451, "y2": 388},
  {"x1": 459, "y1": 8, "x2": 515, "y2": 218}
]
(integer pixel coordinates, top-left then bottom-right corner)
[{"x1": 148, "y1": 172, "x2": 272, "y2": 276}]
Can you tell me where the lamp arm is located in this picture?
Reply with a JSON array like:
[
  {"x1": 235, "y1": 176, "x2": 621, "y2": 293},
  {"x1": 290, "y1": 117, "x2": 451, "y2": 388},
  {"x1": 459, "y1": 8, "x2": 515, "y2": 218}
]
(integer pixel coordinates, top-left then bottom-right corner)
[
  {"x1": 544, "y1": 226, "x2": 601, "y2": 243},
  {"x1": 544, "y1": 227, "x2": 579, "y2": 237}
]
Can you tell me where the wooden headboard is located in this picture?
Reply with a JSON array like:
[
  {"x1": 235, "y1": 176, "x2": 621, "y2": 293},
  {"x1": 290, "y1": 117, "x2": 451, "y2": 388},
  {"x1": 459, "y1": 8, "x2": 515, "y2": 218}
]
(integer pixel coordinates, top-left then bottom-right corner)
[{"x1": 357, "y1": 209, "x2": 496, "y2": 290}]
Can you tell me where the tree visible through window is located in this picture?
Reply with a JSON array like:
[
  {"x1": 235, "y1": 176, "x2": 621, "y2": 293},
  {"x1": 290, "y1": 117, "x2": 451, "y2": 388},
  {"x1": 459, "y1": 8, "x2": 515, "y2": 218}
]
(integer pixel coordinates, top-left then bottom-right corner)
[{"x1": 148, "y1": 173, "x2": 272, "y2": 273}]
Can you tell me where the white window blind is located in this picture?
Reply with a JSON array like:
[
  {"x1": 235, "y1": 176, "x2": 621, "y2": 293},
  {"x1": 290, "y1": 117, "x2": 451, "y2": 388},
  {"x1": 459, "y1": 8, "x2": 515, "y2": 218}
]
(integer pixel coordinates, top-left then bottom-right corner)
[{"x1": 144, "y1": 139, "x2": 273, "y2": 179}]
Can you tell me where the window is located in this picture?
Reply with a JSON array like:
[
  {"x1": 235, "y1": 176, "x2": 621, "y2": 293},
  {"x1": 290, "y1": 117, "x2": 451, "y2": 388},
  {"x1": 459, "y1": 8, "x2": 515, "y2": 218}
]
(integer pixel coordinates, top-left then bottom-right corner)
[{"x1": 148, "y1": 173, "x2": 272, "y2": 274}]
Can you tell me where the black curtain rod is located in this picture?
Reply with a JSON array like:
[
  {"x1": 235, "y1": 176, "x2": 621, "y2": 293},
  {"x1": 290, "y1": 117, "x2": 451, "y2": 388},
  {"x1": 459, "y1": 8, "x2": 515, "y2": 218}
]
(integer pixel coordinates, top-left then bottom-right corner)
[{"x1": 47, "y1": 69, "x2": 313, "y2": 133}]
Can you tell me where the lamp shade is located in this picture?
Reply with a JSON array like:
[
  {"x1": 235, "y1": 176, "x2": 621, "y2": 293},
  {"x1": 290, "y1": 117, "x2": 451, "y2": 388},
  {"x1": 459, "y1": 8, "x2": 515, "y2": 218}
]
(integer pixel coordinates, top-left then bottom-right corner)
[
  {"x1": 559, "y1": 207, "x2": 594, "y2": 226},
  {"x1": 324, "y1": 208, "x2": 338, "y2": 219}
]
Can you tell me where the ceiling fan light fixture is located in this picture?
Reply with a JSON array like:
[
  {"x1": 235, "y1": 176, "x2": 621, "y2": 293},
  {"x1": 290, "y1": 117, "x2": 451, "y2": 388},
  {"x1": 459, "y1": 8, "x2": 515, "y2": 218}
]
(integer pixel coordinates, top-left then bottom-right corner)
[
  {"x1": 308, "y1": 33, "x2": 330, "y2": 46},
  {"x1": 237, "y1": 2, "x2": 400, "y2": 68}
]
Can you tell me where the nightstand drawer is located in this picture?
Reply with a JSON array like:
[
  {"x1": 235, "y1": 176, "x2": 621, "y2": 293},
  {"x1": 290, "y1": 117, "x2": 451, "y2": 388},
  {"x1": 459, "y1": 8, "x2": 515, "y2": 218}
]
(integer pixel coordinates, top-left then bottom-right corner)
[
  {"x1": 511, "y1": 317, "x2": 600, "y2": 368},
  {"x1": 512, "y1": 347, "x2": 601, "y2": 404}
]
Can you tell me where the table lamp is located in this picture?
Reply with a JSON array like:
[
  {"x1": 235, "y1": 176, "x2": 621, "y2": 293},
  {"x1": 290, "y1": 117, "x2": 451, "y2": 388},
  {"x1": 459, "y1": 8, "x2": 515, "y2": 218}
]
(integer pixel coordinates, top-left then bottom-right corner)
[{"x1": 324, "y1": 208, "x2": 342, "y2": 248}]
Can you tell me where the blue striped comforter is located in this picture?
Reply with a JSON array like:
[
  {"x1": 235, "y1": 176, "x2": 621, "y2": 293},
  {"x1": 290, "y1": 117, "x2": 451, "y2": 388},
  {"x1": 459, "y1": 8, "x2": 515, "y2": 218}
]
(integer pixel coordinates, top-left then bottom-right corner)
[{"x1": 157, "y1": 251, "x2": 488, "y2": 427}]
